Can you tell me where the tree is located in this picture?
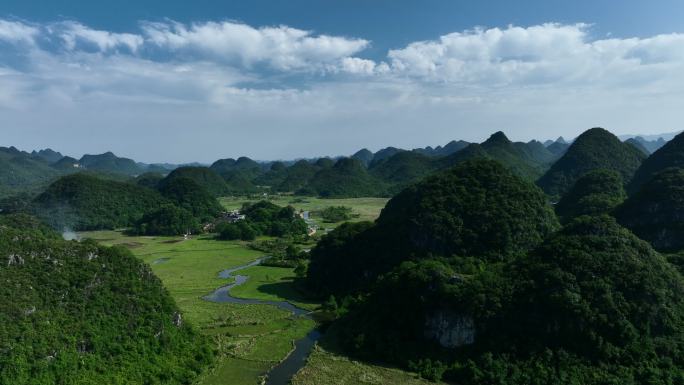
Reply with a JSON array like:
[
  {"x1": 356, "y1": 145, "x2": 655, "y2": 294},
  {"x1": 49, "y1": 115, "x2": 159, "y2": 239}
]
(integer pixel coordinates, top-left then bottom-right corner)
[
  {"x1": 158, "y1": 177, "x2": 223, "y2": 222},
  {"x1": 554, "y1": 169, "x2": 626, "y2": 222},
  {"x1": 131, "y1": 204, "x2": 200, "y2": 236},
  {"x1": 307, "y1": 159, "x2": 559, "y2": 298}
]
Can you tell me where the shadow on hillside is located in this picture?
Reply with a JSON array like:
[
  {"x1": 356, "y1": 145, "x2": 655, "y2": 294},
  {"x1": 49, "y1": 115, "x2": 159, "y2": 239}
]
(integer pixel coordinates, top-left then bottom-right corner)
[{"x1": 256, "y1": 280, "x2": 320, "y2": 307}]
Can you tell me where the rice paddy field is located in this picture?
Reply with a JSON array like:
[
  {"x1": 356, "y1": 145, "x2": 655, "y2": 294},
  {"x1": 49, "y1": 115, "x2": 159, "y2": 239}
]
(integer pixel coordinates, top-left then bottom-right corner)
[{"x1": 78, "y1": 196, "x2": 435, "y2": 385}]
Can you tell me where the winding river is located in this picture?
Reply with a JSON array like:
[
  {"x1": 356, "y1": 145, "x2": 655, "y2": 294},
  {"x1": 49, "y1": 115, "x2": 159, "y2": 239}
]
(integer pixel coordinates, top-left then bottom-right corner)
[{"x1": 202, "y1": 257, "x2": 320, "y2": 385}]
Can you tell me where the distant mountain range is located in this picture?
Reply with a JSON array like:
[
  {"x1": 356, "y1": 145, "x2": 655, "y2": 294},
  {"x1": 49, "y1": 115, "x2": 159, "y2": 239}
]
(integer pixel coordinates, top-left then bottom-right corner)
[
  {"x1": 0, "y1": 147, "x2": 202, "y2": 199},
  {"x1": 1, "y1": 129, "x2": 679, "y2": 200}
]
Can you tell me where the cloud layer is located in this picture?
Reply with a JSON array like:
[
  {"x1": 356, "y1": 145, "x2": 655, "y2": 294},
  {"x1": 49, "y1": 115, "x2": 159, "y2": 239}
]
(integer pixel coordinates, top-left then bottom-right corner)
[
  {"x1": 386, "y1": 23, "x2": 684, "y2": 87},
  {"x1": 1, "y1": 19, "x2": 683, "y2": 162}
]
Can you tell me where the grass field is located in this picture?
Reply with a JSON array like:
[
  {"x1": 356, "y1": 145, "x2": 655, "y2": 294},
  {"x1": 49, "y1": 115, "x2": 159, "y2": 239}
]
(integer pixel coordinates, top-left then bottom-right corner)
[
  {"x1": 219, "y1": 195, "x2": 388, "y2": 229},
  {"x1": 230, "y1": 265, "x2": 319, "y2": 311},
  {"x1": 292, "y1": 346, "x2": 444, "y2": 385},
  {"x1": 80, "y1": 231, "x2": 316, "y2": 385}
]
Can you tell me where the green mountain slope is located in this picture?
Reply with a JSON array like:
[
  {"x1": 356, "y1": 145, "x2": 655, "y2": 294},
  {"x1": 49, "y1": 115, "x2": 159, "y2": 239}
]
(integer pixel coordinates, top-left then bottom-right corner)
[
  {"x1": 298, "y1": 158, "x2": 385, "y2": 198},
  {"x1": 537, "y1": 127, "x2": 646, "y2": 198},
  {"x1": 554, "y1": 169, "x2": 626, "y2": 222},
  {"x1": 158, "y1": 177, "x2": 223, "y2": 222},
  {"x1": 351, "y1": 149, "x2": 374, "y2": 167},
  {"x1": 0, "y1": 219, "x2": 212, "y2": 384},
  {"x1": 162, "y1": 166, "x2": 228, "y2": 196},
  {"x1": 628, "y1": 131, "x2": 684, "y2": 193},
  {"x1": 0, "y1": 147, "x2": 64, "y2": 199},
  {"x1": 329, "y1": 213, "x2": 684, "y2": 384},
  {"x1": 369, "y1": 151, "x2": 438, "y2": 193},
  {"x1": 616, "y1": 167, "x2": 684, "y2": 252},
  {"x1": 306, "y1": 159, "x2": 558, "y2": 297},
  {"x1": 79, "y1": 152, "x2": 143, "y2": 175},
  {"x1": 480, "y1": 132, "x2": 551, "y2": 180},
  {"x1": 32, "y1": 174, "x2": 168, "y2": 230}
]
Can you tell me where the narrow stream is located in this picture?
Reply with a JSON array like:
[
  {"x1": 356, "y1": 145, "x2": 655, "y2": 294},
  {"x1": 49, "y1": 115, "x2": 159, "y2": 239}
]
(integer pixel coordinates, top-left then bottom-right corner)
[{"x1": 202, "y1": 257, "x2": 319, "y2": 385}]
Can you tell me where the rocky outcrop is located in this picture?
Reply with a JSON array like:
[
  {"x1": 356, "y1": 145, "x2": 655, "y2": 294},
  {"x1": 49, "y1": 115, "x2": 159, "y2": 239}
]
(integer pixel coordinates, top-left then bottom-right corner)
[
  {"x1": 7, "y1": 254, "x2": 25, "y2": 266},
  {"x1": 424, "y1": 310, "x2": 475, "y2": 348},
  {"x1": 172, "y1": 312, "x2": 183, "y2": 327}
]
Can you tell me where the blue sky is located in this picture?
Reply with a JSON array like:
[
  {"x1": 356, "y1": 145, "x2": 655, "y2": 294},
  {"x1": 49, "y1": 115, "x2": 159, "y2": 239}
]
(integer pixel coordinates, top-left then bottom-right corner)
[{"x1": 1, "y1": 0, "x2": 684, "y2": 162}]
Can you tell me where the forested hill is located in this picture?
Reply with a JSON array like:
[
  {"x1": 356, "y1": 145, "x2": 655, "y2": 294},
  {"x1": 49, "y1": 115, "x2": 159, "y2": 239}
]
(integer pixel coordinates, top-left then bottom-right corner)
[
  {"x1": 78, "y1": 152, "x2": 142, "y2": 175},
  {"x1": 306, "y1": 156, "x2": 684, "y2": 384},
  {"x1": 628, "y1": 131, "x2": 684, "y2": 193},
  {"x1": 0, "y1": 146, "x2": 63, "y2": 199},
  {"x1": 0, "y1": 146, "x2": 181, "y2": 199},
  {"x1": 616, "y1": 167, "x2": 684, "y2": 251},
  {"x1": 0, "y1": 214, "x2": 212, "y2": 384},
  {"x1": 31, "y1": 173, "x2": 169, "y2": 230},
  {"x1": 161, "y1": 166, "x2": 231, "y2": 196},
  {"x1": 536, "y1": 127, "x2": 646, "y2": 198},
  {"x1": 307, "y1": 159, "x2": 559, "y2": 296},
  {"x1": 1, "y1": 127, "x2": 677, "y2": 200},
  {"x1": 299, "y1": 157, "x2": 385, "y2": 198}
]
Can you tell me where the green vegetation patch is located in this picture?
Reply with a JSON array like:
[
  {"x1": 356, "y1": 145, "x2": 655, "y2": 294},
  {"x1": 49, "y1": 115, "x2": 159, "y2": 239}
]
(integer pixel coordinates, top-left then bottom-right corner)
[
  {"x1": 230, "y1": 265, "x2": 319, "y2": 311},
  {"x1": 537, "y1": 127, "x2": 646, "y2": 198},
  {"x1": 293, "y1": 346, "x2": 444, "y2": 385},
  {"x1": 82, "y1": 231, "x2": 318, "y2": 385},
  {"x1": 0, "y1": 227, "x2": 211, "y2": 385},
  {"x1": 32, "y1": 173, "x2": 168, "y2": 230},
  {"x1": 219, "y1": 195, "x2": 389, "y2": 229}
]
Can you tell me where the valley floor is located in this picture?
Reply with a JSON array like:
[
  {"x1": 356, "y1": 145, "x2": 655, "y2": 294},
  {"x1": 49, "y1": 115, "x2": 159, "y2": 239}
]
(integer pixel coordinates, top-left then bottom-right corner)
[
  {"x1": 219, "y1": 195, "x2": 389, "y2": 228},
  {"x1": 79, "y1": 196, "x2": 433, "y2": 385}
]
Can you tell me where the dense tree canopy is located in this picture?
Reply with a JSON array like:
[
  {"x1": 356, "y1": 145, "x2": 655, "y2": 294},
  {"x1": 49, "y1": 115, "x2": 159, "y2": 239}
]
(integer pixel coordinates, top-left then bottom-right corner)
[
  {"x1": 318, "y1": 206, "x2": 355, "y2": 222},
  {"x1": 78, "y1": 151, "x2": 143, "y2": 175},
  {"x1": 0, "y1": 226, "x2": 212, "y2": 384},
  {"x1": 216, "y1": 200, "x2": 307, "y2": 240},
  {"x1": 375, "y1": 158, "x2": 559, "y2": 261},
  {"x1": 537, "y1": 127, "x2": 646, "y2": 198},
  {"x1": 161, "y1": 166, "x2": 229, "y2": 196},
  {"x1": 306, "y1": 159, "x2": 559, "y2": 297},
  {"x1": 135, "y1": 172, "x2": 165, "y2": 189},
  {"x1": 616, "y1": 167, "x2": 684, "y2": 252},
  {"x1": 158, "y1": 177, "x2": 223, "y2": 222},
  {"x1": 554, "y1": 169, "x2": 626, "y2": 222},
  {"x1": 209, "y1": 157, "x2": 263, "y2": 193},
  {"x1": 479, "y1": 132, "x2": 551, "y2": 180},
  {"x1": 254, "y1": 159, "x2": 320, "y2": 192},
  {"x1": 369, "y1": 152, "x2": 438, "y2": 194},
  {"x1": 629, "y1": 131, "x2": 684, "y2": 194},
  {"x1": 305, "y1": 221, "x2": 375, "y2": 296},
  {"x1": 0, "y1": 146, "x2": 64, "y2": 199},
  {"x1": 130, "y1": 204, "x2": 200, "y2": 236},
  {"x1": 0, "y1": 213, "x2": 60, "y2": 239},
  {"x1": 333, "y1": 215, "x2": 684, "y2": 384},
  {"x1": 298, "y1": 158, "x2": 386, "y2": 198},
  {"x1": 32, "y1": 173, "x2": 168, "y2": 231}
]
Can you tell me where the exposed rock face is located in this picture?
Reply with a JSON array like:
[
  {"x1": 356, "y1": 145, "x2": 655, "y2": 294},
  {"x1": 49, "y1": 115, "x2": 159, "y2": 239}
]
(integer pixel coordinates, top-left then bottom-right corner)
[
  {"x1": 172, "y1": 312, "x2": 183, "y2": 327},
  {"x1": 424, "y1": 310, "x2": 475, "y2": 348},
  {"x1": 7, "y1": 254, "x2": 25, "y2": 266}
]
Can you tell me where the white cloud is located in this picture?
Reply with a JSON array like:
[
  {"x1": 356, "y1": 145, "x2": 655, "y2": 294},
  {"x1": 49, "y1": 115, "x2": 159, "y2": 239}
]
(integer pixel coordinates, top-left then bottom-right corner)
[
  {"x1": 386, "y1": 23, "x2": 684, "y2": 87},
  {"x1": 339, "y1": 57, "x2": 390, "y2": 75},
  {"x1": 1, "y1": 19, "x2": 684, "y2": 162},
  {"x1": 141, "y1": 20, "x2": 370, "y2": 71},
  {"x1": 54, "y1": 21, "x2": 144, "y2": 52},
  {"x1": 0, "y1": 19, "x2": 39, "y2": 45}
]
